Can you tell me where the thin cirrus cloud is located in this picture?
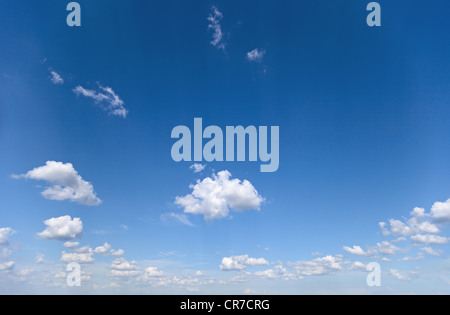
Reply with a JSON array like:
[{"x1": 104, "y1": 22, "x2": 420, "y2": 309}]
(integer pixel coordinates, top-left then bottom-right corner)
[
  {"x1": 175, "y1": 171, "x2": 265, "y2": 222},
  {"x1": 73, "y1": 84, "x2": 128, "y2": 118},
  {"x1": 12, "y1": 161, "x2": 102, "y2": 206},
  {"x1": 36, "y1": 215, "x2": 83, "y2": 241},
  {"x1": 208, "y1": 6, "x2": 226, "y2": 51}
]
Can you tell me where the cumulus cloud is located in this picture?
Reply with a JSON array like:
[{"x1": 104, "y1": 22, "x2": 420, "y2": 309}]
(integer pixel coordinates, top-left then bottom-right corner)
[
  {"x1": 73, "y1": 84, "x2": 128, "y2": 118},
  {"x1": 254, "y1": 265, "x2": 296, "y2": 280},
  {"x1": 111, "y1": 249, "x2": 125, "y2": 257},
  {"x1": 220, "y1": 255, "x2": 269, "y2": 271},
  {"x1": 61, "y1": 251, "x2": 94, "y2": 264},
  {"x1": 94, "y1": 243, "x2": 112, "y2": 255},
  {"x1": 208, "y1": 6, "x2": 226, "y2": 50},
  {"x1": 190, "y1": 164, "x2": 206, "y2": 173},
  {"x1": 343, "y1": 246, "x2": 368, "y2": 256},
  {"x1": 49, "y1": 71, "x2": 64, "y2": 85},
  {"x1": 410, "y1": 234, "x2": 449, "y2": 245},
  {"x1": 0, "y1": 261, "x2": 15, "y2": 271},
  {"x1": 430, "y1": 199, "x2": 450, "y2": 224},
  {"x1": 13, "y1": 161, "x2": 102, "y2": 206},
  {"x1": 110, "y1": 258, "x2": 141, "y2": 278},
  {"x1": 37, "y1": 216, "x2": 83, "y2": 241},
  {"x1": 0, "y1": 228, "x2": 16, "y2": 245},
  {"x1": 288, "y1": 255, "x2": 344, "y2": 276},
  {"x1": 63, "y1": 241, "x2": 80, "y2": 249},
  {"x1": 246, "y1": 49, "x2": 266, "y2": 63},
  {"x1": 175, "y1": 171, "x2": 265, "y2": 221}
]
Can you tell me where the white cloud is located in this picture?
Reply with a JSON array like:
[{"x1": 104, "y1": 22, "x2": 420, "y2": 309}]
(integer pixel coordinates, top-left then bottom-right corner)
[
  {"x1": 144, "y1": 267, "x2": 164, "y2": 277},
  {"x1": 0, "y1": 261, "x2": 15, "y2": 271},
  {"x1": 190, "y1": 164, "x2": 206, "y2": 173},
  {"x1": 220, "y1": 255, "x2": 269, "y2": 271},
  {"x1": 246, "y1": 49, "x2": 266, "y2": 63},
  {"x1": 35, "y1": 253, "x2": 47, "y2": 264},
  {"x1": 350, "y1": 261, "x2": 367, "y2": 270},
  {"x1": 13, "y1": 161, "x2": 102, "y2": 206},
  {"x1": 430, "y1": 199, "x2": 450, "y2": 224},
  {"x1": 94, "y1": 243, "x2": 112, "y2": 255},
  {"x1": 111, "y1": 249, "x2": 125, "y2": 257},
  {"x1": 37, "y1": 216, "x2": 83, "y2": 241},
  {"x1": 49, "y1": 71, "x2": 64, "y2": 85},
  {"x1": 343, "y1": 246, "x2": 368, "y2": 256},
  {"x1": 0, "y1": 228, "x2": 16, "y2": 245},
  {"x1": 63, "y1": 241, "x2": 80, "y2": 249},
  {"x1": 60, "y1": 251, "x2": 94, "y2": 264},
  {"x1": 288, "y1": 255, "x2": 344, "y2": 276},
  {"x1": 369, "y1": 241, "x2": 402, "y2": 256},
  {"x1": 411, "y1": 234, "x2": 449, "y2": 245},
  {"x1": 175, "y1": 171, "x2": 265, "y2": 221},
  {"x1": 421, "y1": 247, "x2": 442, "y2": 256},
  {"x1": 379, "y1": 218, "x2": 440, "y2": 238},
  {"x1": 254, "y1": 265, "x2": 296, "y2": 280},
  {"x1": 389, "y1": 269, "x2": 411, "y2": 281},
  {"x1": 73, "y1": 84, "x2": 128, "y2": 118},
  {"x1": 160, "y1": 213, "x2": 194, "y2": 227},
  {"x1": 208, "y1": 6, "x2": 225, "y2": 50}
]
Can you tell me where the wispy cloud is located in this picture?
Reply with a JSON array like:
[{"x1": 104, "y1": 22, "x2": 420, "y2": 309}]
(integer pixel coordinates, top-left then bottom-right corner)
[
  {"x1": 73, "y1": 84, "x2": 128, "y2": 118},
  {"x1": 208, "y1": 6, "x2": 226, "y2": 51},
  {"x1": 49, "y1": 71, "x2": 64, "y2": 85},
  {"x1": 161, "y1": 213, "x2": 194, "y2": 227},
  {"x1": 246, "y1": 49, "x2": 266, "y2": 63}
]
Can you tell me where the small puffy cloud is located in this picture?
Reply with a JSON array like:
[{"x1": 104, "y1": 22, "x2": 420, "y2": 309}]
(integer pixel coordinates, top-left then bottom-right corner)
[
  {"x1": 73, "y1": 84, "x2": 128, "y2": 118},
  {"x1": 411, "y1": 234, "x2": 449, "y2": 245},
  {"x1": 350, "y1": 261, "x2": 367, "y2": 271},
  {"x1": 343, "y1": 246, "x2": 368, "y2": 256},
  {"x1": 0, "y1": 261, "x2": 15, "y2": 271},
  {"x1": 430, "y1": 199, "x2": 450, "y2": 224},
  {"x1": 246, "y1": 49, "x2": 266, "y2": 63},
  {"x1": 421, "y1": 247, "x2": 442, "y2": 256},
  {"x1": 49, "y1": 71, "x2": 64, "y2": 85},
  {"x1": 379, "y1": 218, "x2": 440, "y2": 238},
  {"x1": 144, "y1": 267, "x2": 164, "y2": 277},
  {"x1": 61, "y1": 251, "x2": 94, "y2": 264},
  {"x1": 110, "y1": 258, "x2": 141, "y2": 278},
  {"x1": 0, "y1": 228, "x2": 16, "y2": 245},
  {"x1": 94, "y1": 243, "x2": 112, "y2": 255},
  {"x1": 37, "y1": 216, "x2": 83, "y2": 241},
  {"x1": 288, "y1": 255, "x2": 344, "y2": 276},
  {"x1": 111, "y1": 249, "x2": 125, "y2": 257},
  {"x1": 63, "y1": 241, "x2": 80, "y2": 249},
  {"x1": 369, "y1": 241, "x2": 402, "y2": 256},
  {"x1": 175, "y1": 171, "x2": 265, "y2": 221},
  {"x1": 208, "y1": 6, "x2": 225, "y2": 50},
  {"x1": 190, "y1": 164, "x2": 206, "y2": 173},
  {"x1": 254, "y1": 265, "x2": 296, "y2": 280},
  {"x1": 13, "y1": 161, "x2": 102, "y2": 206},
  {"x1": 220, "y1": 255, "x2": 269, "y2": 271}
]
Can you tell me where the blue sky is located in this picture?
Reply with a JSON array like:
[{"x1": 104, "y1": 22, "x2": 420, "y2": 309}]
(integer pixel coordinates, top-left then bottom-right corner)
[{"x1": 1, "y1": 0, "x2": 450, "y2": 294}]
